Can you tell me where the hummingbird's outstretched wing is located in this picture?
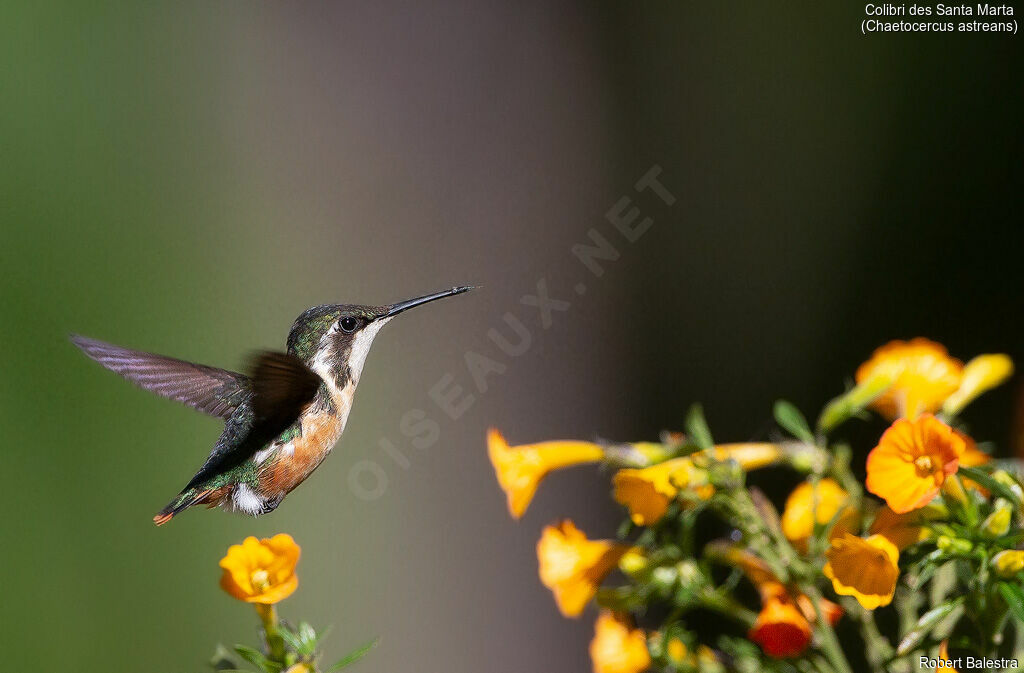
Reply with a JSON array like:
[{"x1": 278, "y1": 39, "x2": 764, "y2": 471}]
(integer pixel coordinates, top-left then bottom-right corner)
[
  {"x1": 70, "y1": 335, "x2": 250, "y2": 419},
  {"x1": 177, "y1": 351, "x2": 320, "y2": 491},
  {"x1": 248, "y1": 351, "x2": 322, "y2": 432}
]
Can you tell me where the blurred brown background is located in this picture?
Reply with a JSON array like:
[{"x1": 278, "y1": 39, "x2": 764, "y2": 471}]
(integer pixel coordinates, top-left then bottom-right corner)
[{"x1": 2, "y1": 2, "x2": 1022, "y2": 671}]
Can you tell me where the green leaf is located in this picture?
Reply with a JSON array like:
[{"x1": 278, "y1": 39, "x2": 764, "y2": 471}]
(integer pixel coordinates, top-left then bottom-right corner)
[
  {"x1": 958, "y1": 466, "x2": 1023, "y2": 507},
  {"x1": 998, "y1": 582, "x2": 1024, "y2": 622},
  {"x1": 210, "y1": 644, "x2": 241, "y2": 672},
  {"x1": 277, "y1": 628, "x2": 303, "y2": 653},
  {"x1": 773, "y1": 400, "x2": 815, "y2": 444},
  {"x1": 328, "y1": 637, "x2": 379, "y2": 671},
  {"x1": 685, "y1": 404, "x2": 714, "y2": 451},
  {"x1": 896, "y1": 597, "x2": 963, "y2": 655},
  {"x1": 233, "y1": 645, "x2": 282, "y2": 673},
  {"x1": 816, "y1": 376, "x2": 891, "y2": 433}
]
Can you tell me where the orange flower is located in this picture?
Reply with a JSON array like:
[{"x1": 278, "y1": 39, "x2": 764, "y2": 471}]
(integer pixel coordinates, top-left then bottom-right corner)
[
  {"x1": 612, "y1": 457, "x2": 709, "y2": 526},
  {"x1": 612, "y1": 444, "x2": 782, "y2": 526},
  {"x1": 866, "y1": 414, "x2": 966, "y2": 513},
  {"x1": 780, "y1": 478, "x2": 857, "y2": 549},
  {"x1": 856, "y1": 338, "x2": 962, "y2": 419},
  {"x1": 795, "y1": 593, "x2": 844, "y2": 628},
  {"x1": 714, "y1": 546, "x2": 841, "y2": 657},
  {"x1": 748, "y1": 592, "x2": 812, "y2": 658},
  {"x1": 823, "y1": 533, "x2": 899, "y2": 609},
  {"x1": 703, "y1": 443, "x2": 785, "y2": 470},
  {"x1": 589, "y1": 612, "x2": 651, "y2": 673},
  {"x1": 488, "y1": 429, "x2": 603, "y2": 519},
  {"x1": 537, "y1": 520, "x2": 632, "y2": 617},
  {"x1": 219, "y1": 534, "x2": 301, "y2": 604},
  {"x1": 869, "y1": 505, "x2": 929, "y2": 550}
]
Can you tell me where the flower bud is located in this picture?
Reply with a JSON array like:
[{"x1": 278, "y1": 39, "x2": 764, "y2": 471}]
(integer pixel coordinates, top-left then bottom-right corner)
[
  {"x1": 936, "y1": 536, "x2": 973, "y2": 555},
  {"x1": 651, "y1": 565, "x2": 679, "y2": 592},
  {"x1": 940, "y1": 474, "x2": 969, "y2": 507},
  {"x1": 983, "y1": 500, "x2": 1013, "y2": 538},
  {"x1": 991, "y1": 550, "x2": 1024, "y2": 578},
  {"x1": 618, "y1": 548, "x2": 649, "y2": 576},
  {"x1": 942, "y1": 353, "x2": 1013, "y2": 416},
  {"x1": 632, "y1": 442, "x2": 672, "y2": 464},
  {"x1": 992, "y1": 470, "x2": 1024, "y2": 502}
]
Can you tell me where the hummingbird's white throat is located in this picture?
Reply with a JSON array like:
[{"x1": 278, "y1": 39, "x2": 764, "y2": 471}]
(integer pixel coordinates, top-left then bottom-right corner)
[{"x1": 346, "y1": 316, "x2": 392, "y2": 383}]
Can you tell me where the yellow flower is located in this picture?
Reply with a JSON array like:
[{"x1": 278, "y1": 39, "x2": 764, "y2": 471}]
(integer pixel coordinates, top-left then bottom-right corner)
[
  {"x1": 869, "y1": 505, "x2": 929, "y2": 550},
  {"x1": 589, "y1": 612, "x2": 651, "y2": 673},
  {"x1": 866, "y1": 414, "x2": 965, "y2": 513},
  {"x1": 823, "y1": 533, "x2": 899, "y2": 609},
  {"x1": 612, "y1": 457, "x2": 708, "y2": 526},
  {"x1": 488, "y1": 428, "x2": 603, "y2": 519},
  {"x1": 219, "y1": 534, "x2": 301, "y2": 604},
  {"x1": 856, "y1": 338, "x2": 963, "y2": 419},
  {"x1": 943, "y1": 353, "x2": 1014, "y2": 416},
  {"x1": 537, "y1": 520, "x2": 632, "y2": 617},
  {"x1": 284, "y1": 665, "x2": 312, "y2": 673},
  {"x1": 612, "y1": 444, "x2": 782, "y2": 526},
  {"x1": 780, "y1": 478, "x2": 857, "y2": 549},
  {"x1": 992, "y1": 550, "x2": 1024, "y2": 578},
  {"x1": 748, "y1": 592, "x2": 812, "y2": 658}
]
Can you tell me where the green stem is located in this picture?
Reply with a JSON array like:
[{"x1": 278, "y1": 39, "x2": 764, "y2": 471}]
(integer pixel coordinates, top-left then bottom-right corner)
[
  {"x1": 699, "y1": 589, "x2": 757, "y2": 628},
  {"x1": 847, "y1": 600, "x2": 896, "y2": 673},
  {"x1": 256, "y1": 604, "x2": 287, "y2": 664},
  {"x1": 802, "y1": 585, "x2": 854, "y2": 673}
]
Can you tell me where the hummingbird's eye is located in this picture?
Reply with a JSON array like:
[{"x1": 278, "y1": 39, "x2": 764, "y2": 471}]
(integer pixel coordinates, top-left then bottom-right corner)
[{"x1": 339, "y1": 317, "x2": 359, "y2": 333}]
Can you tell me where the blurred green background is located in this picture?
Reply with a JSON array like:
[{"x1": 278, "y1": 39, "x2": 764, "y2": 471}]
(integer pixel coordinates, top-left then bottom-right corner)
[{"x1": 2, "y1": 2, "x2": 1022, "y2": 671}]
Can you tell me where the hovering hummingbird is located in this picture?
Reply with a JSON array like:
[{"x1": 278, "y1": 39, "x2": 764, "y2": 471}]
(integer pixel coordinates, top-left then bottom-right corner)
[{"x1": 71, "y1": 286, "x2": 475, "y2": 525}]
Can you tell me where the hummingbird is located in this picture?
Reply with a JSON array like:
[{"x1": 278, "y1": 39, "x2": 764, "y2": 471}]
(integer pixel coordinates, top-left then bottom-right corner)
[{"x1": 71, "y1": 286, "x2": 475, "y2": 525}]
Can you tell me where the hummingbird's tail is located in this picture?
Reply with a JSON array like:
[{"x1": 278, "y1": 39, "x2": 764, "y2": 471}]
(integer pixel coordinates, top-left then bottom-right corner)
[{"x1": 153, "y1": 488, "x2": 213, "y2": 526}]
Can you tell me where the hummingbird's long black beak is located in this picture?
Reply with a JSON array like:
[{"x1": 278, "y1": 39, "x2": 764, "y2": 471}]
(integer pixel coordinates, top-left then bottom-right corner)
[{"x1": 384, "y1": 286, "x2": 477, "y2": 317}]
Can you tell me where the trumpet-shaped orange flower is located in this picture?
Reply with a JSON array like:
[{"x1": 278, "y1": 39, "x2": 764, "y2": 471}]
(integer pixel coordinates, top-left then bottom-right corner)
[
  {"x1": 943, "y1": 353, "x2": 1014, "y2": 416},
  {"x1": 780, "y1": 478, "x2": 857, "y2": 548},
  {"x1": 612, "y1": 444, "x2": 782, "y2": 526},
  {"x1": 219, "y1": 534, "x2": 301, "y2": 604},
  {"x1": 612, "y1": 457, "x2": 709, "y2": 526},
  {"x1": 704, "y1": 443, "x2": 785, "y2": 470},
  {"x1": 749, "y1": 592, "x2": 813, "y2": 658},
  {"x1": 537, "y1": 520, "x2": 632, "y2": 617},
  {"x1": 823, "y1": 533, "x2": 899, "y2": 609},
  {"x1": 856, "y1": 338, "x2": 963, "y2": 419},
  {"x1": 866, "y1": 414, "x2": 965, "y2": 513},
  {"x1": 589, "y1": 612, "x2": 651, "y2": 673},
  {"x1": 488, "y1": 429, "x2": 603, "y2": 519},
  {"x1": 716, "y1": 547, "x2": 842, "y2": 655},
  {"x1": 869, "y1": 505, "x2": 929, "y2": 550}
]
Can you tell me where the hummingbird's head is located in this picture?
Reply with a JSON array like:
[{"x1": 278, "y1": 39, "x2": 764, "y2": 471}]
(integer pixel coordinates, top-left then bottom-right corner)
[{"x1": 287, "y1": 286, "x2": 475, "y2": 385}]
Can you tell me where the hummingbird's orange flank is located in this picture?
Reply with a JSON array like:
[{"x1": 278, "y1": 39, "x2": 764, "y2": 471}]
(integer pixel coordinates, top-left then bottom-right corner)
[{"x1": 72, "y1": 286, "x2": 475, "y2": 525}]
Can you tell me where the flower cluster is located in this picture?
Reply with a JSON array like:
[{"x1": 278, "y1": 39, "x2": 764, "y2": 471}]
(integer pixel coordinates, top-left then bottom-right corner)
[
  {"x1": 488, "y1": 338, "x2": 1023, "y2": 672},
  {"x1": 211, "y1": 534, "x2": 376, "y2": 673}
]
